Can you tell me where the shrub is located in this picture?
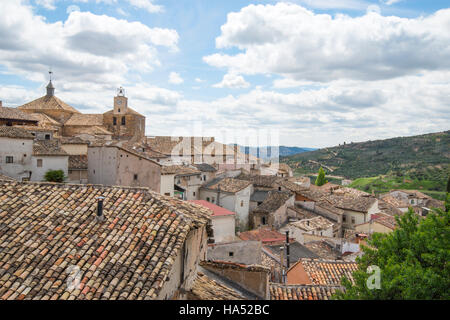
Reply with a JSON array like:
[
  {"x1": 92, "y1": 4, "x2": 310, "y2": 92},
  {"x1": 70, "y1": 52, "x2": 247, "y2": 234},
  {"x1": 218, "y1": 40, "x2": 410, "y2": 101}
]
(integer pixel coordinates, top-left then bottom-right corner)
[{"x1": 44, "y1": 169, "x2": 66, "y2": 183}]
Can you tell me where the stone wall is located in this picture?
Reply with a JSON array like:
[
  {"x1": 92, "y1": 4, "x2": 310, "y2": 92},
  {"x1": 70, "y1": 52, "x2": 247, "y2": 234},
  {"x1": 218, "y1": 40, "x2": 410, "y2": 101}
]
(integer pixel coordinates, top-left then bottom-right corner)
[{"x1": 207, "y1": 240, "x2": 261, "y2": 265}]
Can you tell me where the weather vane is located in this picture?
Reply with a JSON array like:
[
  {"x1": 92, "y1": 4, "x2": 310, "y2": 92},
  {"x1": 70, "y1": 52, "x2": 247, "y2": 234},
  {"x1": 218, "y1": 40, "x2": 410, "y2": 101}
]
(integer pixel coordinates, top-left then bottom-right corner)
[{"x1": 49, "y1": 67, "x2": 53, "y2": 81}]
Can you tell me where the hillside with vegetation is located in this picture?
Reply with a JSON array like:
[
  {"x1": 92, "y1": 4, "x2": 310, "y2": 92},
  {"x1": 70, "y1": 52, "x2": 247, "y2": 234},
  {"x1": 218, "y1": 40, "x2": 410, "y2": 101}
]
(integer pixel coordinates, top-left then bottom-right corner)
[{"x1": 282, "y1": 131, "x2": 450, "y2": 198}]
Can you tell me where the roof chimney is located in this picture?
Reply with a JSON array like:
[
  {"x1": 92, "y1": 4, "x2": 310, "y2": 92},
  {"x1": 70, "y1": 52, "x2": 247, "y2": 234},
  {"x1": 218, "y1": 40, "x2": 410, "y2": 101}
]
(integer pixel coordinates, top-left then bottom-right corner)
[{"x1": 96, "y1": 196, "x2": 105, "y2": 222}]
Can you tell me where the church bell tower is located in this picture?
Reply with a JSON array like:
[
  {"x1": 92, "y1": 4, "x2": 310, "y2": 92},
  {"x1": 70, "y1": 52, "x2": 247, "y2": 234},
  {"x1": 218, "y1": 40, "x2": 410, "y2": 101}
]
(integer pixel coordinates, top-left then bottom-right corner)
[{"x1": 114, "y1": 87, "x2": 128, "y2": 114}]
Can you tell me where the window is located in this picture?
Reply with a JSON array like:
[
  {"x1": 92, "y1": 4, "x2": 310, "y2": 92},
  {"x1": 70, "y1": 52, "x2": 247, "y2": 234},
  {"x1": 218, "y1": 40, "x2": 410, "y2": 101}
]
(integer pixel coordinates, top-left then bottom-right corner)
[
  {"x1": 240, "y1": 200, "x2": 244, "y2": 207},
  {"x1": 113, "y1": 117, "x2": 117, "y2": 125},
  {"x1": 261, "y1": 216, "x2": 266, "y2": 225},
  {"x1": 228, "y1": 252, "x2": 234, "y2": 257},
  {"x1": 5, "y1": 156, "x2": 13, "y2": 164},
  {"x1": 68, "y1": 170, "x2": 73, "y2": 174},
  {"x1": 133, "y1": 174, "x2": 138, "y2": 180},
  {"x1": 193, "y1": 192, "x2": 196, "y2": 197},
  {"x1": 23, "y1": 154, "x2": 26, "y2": 157},
  {"x1": 203, "y1": 175, "x2": 206, "y2": 181},
  {"x1": 164, "y1": 193, "x2": 170, "y2": 196},
  {"x1": 45, "y1": 134, "x2": 50, "y2": 140},
  {"x1": 278, "y1": 187, "x2": 282, "y2": 191},
  {"x1": 206, "y1": 197, "x2": 210, "y2": 202},
  {"x1": 351, "y1": 217, "x2": 356, "y2": 224},
  {"x1": 118, "y1": 108, "x2": 121, "y2": 113},
  {"x1": 37, "y1": 159, "x2": 43, "y2": 167},
  {"x1": 343, "y1": 215, "x2": 347, "y2": 223},
  {"x1": 121, "y1": 116, "x2": 126, "y2": 125},
  {"x1": 212, "y1": 197, "x2": 215, "y2": 203}
]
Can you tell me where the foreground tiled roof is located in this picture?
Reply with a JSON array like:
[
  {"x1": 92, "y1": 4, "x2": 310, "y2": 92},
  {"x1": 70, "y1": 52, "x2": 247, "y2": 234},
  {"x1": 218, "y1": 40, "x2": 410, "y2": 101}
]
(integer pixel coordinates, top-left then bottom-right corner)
[
  {"x1": 289, "y1": 216, "x2": 334, "y2": 232},
  {"x1": 0, "y1": 181, "x2": 212, "y2": 300},
  {"x1": 253, "y1": 191, "x2": 293, "y2": 214},
  {"x1": 0, "y1": 126, "x2": 35, "y2": 139},
  {"x1": 0, "y1": 107, "x2": 38, "y2": 122},
  {"x1": 270, "y1": 283, "x2": 341, "y2": 300},
  {"x1": 188, "y1": 272, "x2": 245, "y2": 300},
  {"x1": 18, "y1": 95, "x2": 80, "y2": 114},
  {"x1": 203, "y1": 177, "x2": 252, "y2": 193},
  {"x1": 33, "y1": 140, "x2": 69, "y2": 156},
  {"x1": 68, "y1": 155, "x2": 88, "y2": 170},
  {"x1": 298, "y1": 258, "x2": 358, "y2": 285},
  {"x1": 0, "y1": 173, "x2": 15, "y2": 181}
]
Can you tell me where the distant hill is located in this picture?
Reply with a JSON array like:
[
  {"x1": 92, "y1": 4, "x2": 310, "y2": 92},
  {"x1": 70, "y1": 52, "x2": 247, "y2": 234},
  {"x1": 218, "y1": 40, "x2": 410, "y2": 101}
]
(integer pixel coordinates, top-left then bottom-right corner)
[
  {"x1": 234, "y1": 145, "x2": 316, "y2": 160},
  {"x1": 282, "y1": 130, "x2": 450, "y2": 195}
]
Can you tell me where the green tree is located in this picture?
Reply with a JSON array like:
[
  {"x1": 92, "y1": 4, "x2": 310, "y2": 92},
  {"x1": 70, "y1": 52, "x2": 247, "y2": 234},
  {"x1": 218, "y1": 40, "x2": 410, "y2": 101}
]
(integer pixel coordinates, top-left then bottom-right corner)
[
  {"x1": 44, "y1": 169, "x2": 66, "y2": 183},
  {"x1": 315, "y1": 167, "x2": 328, "y2": 186},
  {"x1": 334, "y1": 208, "x2": 450, "y2": 299}
]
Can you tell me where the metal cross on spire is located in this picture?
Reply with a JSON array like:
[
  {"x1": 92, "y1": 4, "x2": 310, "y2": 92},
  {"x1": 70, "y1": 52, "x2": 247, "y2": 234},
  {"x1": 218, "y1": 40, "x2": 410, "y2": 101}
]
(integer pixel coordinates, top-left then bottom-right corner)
[{"x1": 49, "y1": 68, "x2": 53, "y2": 81}]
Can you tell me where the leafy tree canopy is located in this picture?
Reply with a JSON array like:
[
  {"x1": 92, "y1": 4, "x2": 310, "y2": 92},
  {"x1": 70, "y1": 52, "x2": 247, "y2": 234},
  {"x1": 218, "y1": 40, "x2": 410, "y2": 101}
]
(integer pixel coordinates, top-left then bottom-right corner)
[
  {"x1": 335, "y1": 207, "x2": 450, "y2": 299},
  {"x1": 44, "y1": 169, "x2": 66, "y2": 183}
]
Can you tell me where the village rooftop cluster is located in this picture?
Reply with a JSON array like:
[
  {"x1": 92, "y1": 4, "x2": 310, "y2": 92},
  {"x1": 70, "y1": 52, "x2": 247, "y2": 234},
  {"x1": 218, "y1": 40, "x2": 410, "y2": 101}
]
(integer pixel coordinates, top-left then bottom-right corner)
[{"x1": 0, "y1": 82, "x2": 445, "y2": 300}]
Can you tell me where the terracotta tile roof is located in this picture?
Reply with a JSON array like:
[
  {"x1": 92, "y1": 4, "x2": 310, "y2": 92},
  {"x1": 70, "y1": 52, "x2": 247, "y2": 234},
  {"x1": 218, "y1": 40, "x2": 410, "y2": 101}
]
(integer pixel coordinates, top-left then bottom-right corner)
[
  {"x1": 264, "y1": 242, "x2": 318, "y2": 262},
  {"x1": 0, "y1": 107, "x2": 38, "y2": 122},
  {"x1": 0, "y1": 181, "x2": 212, "y2": 300},
  {"x1": 203, "y1": 177, "x2": 252, "y2": 193},
  {"x1": 103, "y1": 107, "x2": 144, "y2": 118},
  {"x1": 64, "y1": 114, "x2": 104, "y2": 126},
  {"x1": 60, "y1": 137, "x2": 89, "y2": 145},
  {"x1": 161, "y1": 165, "x2": 200, "y2": 176},
  {"x1": 298, "y1": 187, "x2": 329, "y2": 202},
  {"x1": 188, "y1": 272, "x2": 245, "y2": 300},
  {"x1": 253, "y1": 191, "x2": 293, "y2": 214},
  {"x1": 239, "y1": 227, "x2": 286, "y2": 244},
  {"x1": 145, "y1": 136, "x2": 211, "y2": 156},
  {"x1": 236, "y1": 173, "x2": 281, "y2": 188},
  {"x1": 270, "y1": 283, "x2": 341, "y2": 300},
  {"x1": 297, "y1": 258, "x2": 358, "y2": 285},
  {"x1": 380, "y1": 194, "x2": 408, "y2": 208},
  {"x1": 286, "y1": 206, "x2": 317, "y2": 219},
  {"x1": 377, "y1": 199, "x2": 403, "y2": 216},
  {"x1": 423, "y1": 198, "x2": 445, "y2": 210},
  {"x1": 200, "y1": 260, "x2": 270, "y2": 273},
  {"x1": 303, "y1": 241, "x2": 341, "y2": 260},
  {"x1": 188, "y1": 200, "x2": 235, "y2": 217},
  {"x1": 33, "y1": 140, "x2": 69, "y2": 156},
  {"x1": 276, "y1": 180, "x2": 308, "y2": 193},
  {"x1": 289, "y1": 216, "x2": 334, "y2": 232},
  {"x1": 193, "y1": 163, "x2": 217, "y2": 172},
  {"x1": 77, "y1": 126, "x2": 113, "y2": 136},
  {"x1": 391, "y1": 189, "x2": 431, "y2": 199},
  {"x1": 333, "y1": 187, "x2": 370, "y2": 197},
  {"x1": 325, "y1": 194, "x2": 377, "y2": 213},
  {"x1": 29, "y1": 113, "x2": 62, "y2": 127},
  {"x1": 18, "y1": 95, "x2": 80, "y2": 114},
  {"x1": 0, "y1": 126, "x2": 35, "y2": 139},
  {"x1": 0, "y1": 173, "x2": 15, "y2": 181},
  {"x1": 277, "y1": 163, "x2": 292, "y2": 173},
  {"x1": 68, "y1": 155, "x2": 88, "y2": 170}
]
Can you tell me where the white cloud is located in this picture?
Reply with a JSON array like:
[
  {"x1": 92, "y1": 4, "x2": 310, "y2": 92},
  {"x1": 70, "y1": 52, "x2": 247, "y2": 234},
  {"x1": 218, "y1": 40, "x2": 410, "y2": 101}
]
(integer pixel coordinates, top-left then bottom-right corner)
[
  {"x1": 35, "y1": 0, "x2": 56, "y2": 10},
  {"x1": 66, "y1": 5, "x2": 80, "y2": 14},
  {"x1": 169, "y1": 72, "x2": 184, "y2": 84},
  {"x1": 195, "y1": 78, "x2": 205, "y2": 83},
  {"x1": 381, "y1": 0, "x2": 403, "y2": 5},
  {"x1": 204, "y1": 3, "x2": 450, "y2": 82},
  {"x1": 0, "y1": 0, "x2": 178, "y2": 86},
  {"x1": 126, "y1": 0, "x2": 163, "y2": 13},
  {"x1": 213, "y1": 73, "x2": 250, "y2": 89},
  {"x1": 296, "y1": 0, "x2": 370, "y2": 10}
]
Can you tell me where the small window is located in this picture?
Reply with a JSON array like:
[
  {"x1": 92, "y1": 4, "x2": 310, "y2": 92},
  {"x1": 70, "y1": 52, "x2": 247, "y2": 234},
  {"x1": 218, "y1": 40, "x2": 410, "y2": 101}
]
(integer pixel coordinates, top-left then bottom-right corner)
[
  {"x1": 36, "y1": 159, "x2": 42, "y2": 167},
  {"x1": 278, "y1": 187, "x2": 282, "y2": 191},
  {"x1": 133, "y1": 174, "x2": 138, "y2": 180},
  {"x1": 351, "y1": 217, "x2": 356, "y2": 224},
  {"x1": 113, "y1": 117, "x2": 117, "y2": 125},
  {"x1": 261, "y1": 216, "x2": 266, "y2": 225},
  {"x1": 240, "y1": 200, "x2": 244, "y2": 207},
  {"x1": 6, "y1": 156, "x2": 13, "y2": 164},
  {"x1": 193, "y1": 192, "x2": 196, "y2": 197},
  {"x1": 203, "y1": 175, "x2": 206, "y2": 181},
  {"x1": 164, "y1": 193, "x2": 170, "y2": 196},
  {"x1": 118, "y1": 108, "x2": 121, "y2": 113},
  {"x1": 206, "y1": 197, "x2": 210, "y2": 202},
  {"x1": 45, "y1": 134, "x2": 50, "y2": 140},
  {"x1": 121, "y1": 116, "x2": 126, "y2": 125},
  {"x1": 228, "y1": 252, "x2": 234, "y2": 257},
  {"x1": 23, "y1": 154, "x2": 27, "y2": 157},
  {"x1": 343, "y1": 215, "x2": 347, "y2": 223},
  {"x1": 212, "y1": 197, "x2": 215, "y2": 203},
  {"x1": 93, "y1": 169, "x2": 96, "y2": 174}
]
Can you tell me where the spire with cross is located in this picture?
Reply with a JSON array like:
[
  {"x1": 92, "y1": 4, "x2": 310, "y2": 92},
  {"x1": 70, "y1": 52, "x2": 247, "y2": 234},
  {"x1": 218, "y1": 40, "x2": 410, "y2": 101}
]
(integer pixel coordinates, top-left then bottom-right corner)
[{"x1": 46, "y1": 68, "x2": 55, "y2": 96}]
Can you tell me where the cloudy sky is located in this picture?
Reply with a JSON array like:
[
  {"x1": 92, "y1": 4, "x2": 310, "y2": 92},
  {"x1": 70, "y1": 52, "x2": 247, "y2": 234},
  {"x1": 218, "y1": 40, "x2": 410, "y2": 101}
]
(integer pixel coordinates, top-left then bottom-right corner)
[{"x1": 0, "y1": 0, "x2": 449, "y2": 148}]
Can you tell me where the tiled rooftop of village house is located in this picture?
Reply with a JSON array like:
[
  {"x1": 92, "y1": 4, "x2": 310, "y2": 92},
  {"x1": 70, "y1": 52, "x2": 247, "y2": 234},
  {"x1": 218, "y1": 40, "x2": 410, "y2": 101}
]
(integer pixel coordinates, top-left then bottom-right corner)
[
  {"x1": 60, "y1": 137, "x2": 89, "y2": 145},
  {"x1": 236, "y1": 173, "x2": 281, "y2": 189},
  {"x1": 377, "y1": 199, "x2": 403, "y2": 216},
  {"x1": 253, "y1": 190, "x2": 293, "y2": 214},
  {"x1": 161, "y1": 165, "x2": 201, "y2": 176},
  {"x1": 295, "y1": 258, "x2": 358, "y2": 285},
  {"x1": 289, "y1": 216, "x2": 334, "y2": 232},
  {"x1": 68, "y1": 155, "x2": 88, "y2": 170},
  {"x1": 0, "y1": 126, "x2": 35, "y2": 139},
  {"x1": 304, "y1": 241, "x2": 341, "y2": 260},
  {"x1": 0, "y1": 106, "x2": 38, "y2": 122},
  {"x1": 270, "y1": 283, "x2": 342, "y2": 300},
  {"x1": 18, "y1": 94, "x2": 80, "y2": 113},
  {"x1": 275, "y1": 179, "x2": 308, "y2": 193},
  {"x1": 239, "y1": 227, "x2": 287, "y2": 244},
  {"x1": 0, "y1": 173, "x2": 15, "y2": 181},
  {"x1": 202, "y1": 177, "x2": 252, "y2": 193},
  {"x1": 193, "y1": 163, "x2": 217, "y2": 172},
  {"x1": 187, "y1": 272, "x2": 244, "y2": 300},
  {"x1": 0, "y1": 181, "x2": 212, "y2": 300},
  {"x1": 188, "y1": 200, "x2": 235, "y2": 217},
  {"x1": 33, "y1": 140, "x2": 69, "y2": 156},
  {"x1": 325, "y1": 194, "x2": 377, "y2": 213},
  {"x1": 64, "y1": 114, "x2": 104, "y2": 126}
]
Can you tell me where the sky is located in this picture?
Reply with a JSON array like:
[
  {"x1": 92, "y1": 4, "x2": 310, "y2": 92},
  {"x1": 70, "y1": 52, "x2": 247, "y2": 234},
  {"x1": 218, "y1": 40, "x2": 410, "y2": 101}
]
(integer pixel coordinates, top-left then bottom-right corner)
[{"x1": 0, "y1": 0, "x2": 449, "y2": 148}]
